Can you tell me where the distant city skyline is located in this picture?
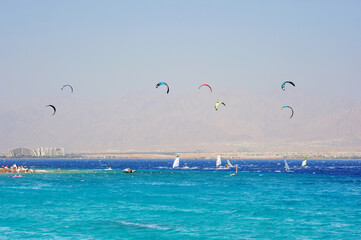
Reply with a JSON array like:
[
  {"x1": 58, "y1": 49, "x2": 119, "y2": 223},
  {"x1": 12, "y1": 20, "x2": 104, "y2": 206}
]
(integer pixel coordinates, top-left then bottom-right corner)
[{"x1": 7, "y1": 147, "x2": 65, "y2": 158}]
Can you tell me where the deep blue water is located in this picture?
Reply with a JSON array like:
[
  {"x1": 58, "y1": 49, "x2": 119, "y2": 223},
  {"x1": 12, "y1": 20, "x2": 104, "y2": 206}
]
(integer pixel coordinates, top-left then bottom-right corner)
[
  {"x1": 1, "y1": 158, "x2": 361, "y2": 176},
  {"x1": 0, "y1": 159, "x2": 360, "y2": 239}
]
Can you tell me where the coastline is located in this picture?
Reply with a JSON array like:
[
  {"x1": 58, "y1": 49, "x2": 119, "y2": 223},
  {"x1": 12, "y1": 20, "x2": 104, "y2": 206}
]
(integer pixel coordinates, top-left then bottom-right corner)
[{"x1": 1, "y1": 153, "x2": 361, "y2": 161}]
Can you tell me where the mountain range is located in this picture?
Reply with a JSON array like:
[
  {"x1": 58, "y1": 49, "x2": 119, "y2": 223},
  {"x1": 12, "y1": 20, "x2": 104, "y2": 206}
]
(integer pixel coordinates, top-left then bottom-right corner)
[{"x1": 1, "y1": 88, "x2": 360, "y2": 154}]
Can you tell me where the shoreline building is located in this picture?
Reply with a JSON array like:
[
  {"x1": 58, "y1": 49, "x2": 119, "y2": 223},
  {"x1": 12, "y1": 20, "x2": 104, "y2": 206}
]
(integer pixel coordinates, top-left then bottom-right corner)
[
  {"x1": 9, "y1": 147, "x2": 37, "y2": 158},
  {"x1": 37, "y1": 147, "x2": 65, "y2": 157},
  {"x1": 8, "y1": 147, "x2": 65, "y2": 157}
]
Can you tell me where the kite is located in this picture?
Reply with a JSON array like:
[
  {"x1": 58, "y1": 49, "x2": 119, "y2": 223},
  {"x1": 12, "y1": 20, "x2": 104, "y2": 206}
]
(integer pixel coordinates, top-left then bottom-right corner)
[
  {"x1": 45, "y1": 105, "x2": 56, "y2": 116},
  {"x1": 198, "y1": 84, "x2": 212, "y2": 93},
  {"x1": 281, "y1": 81, "x2": 295, "y2": 91},
  {"x1": 156, "y1": 82, "x2": 169, "y2": 94},
  {"x1": 281, "y1": 105, "x2": 294, "y2": 118},
  {"x1": 215, "y1": 101, "x2": 226, "y2": 111},
  {"x1": 61, "y1": 84, "x2": 73, "y2": 93}
]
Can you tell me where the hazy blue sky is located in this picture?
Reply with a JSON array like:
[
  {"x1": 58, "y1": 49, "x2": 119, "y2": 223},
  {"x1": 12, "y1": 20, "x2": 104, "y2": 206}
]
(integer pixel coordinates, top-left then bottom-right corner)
[{"x1": 1, "y1": 0, "x2": 360, "y2": 103}]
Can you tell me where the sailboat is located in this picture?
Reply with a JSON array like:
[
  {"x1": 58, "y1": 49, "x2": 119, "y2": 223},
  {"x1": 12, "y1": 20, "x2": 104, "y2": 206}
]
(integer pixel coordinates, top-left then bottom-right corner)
[
  {"x1": 216, "y1": 155, "x2": 222, "y2": 167},
  {"x1": 301, "y1": 158, "x2": 307, "y2": 167},
  {"x1": 226, "y1": 159, "x2": 234, "y2": 168},
  {"x1": 284, "y1": 159, "x2": 291, "y2": 172},
  {"x1": 173, "y1": 156, "x2": 180, "y2": 168}
]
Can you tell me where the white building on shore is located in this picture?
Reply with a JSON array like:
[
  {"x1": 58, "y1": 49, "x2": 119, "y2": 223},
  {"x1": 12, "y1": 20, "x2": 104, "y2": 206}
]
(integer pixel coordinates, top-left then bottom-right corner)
[
  {"x1": 9, "y1": 147, "x2": 37, "y2": 157},
  {"x1": 36, "y1": 147, "x2": 65, "y2": 157}
]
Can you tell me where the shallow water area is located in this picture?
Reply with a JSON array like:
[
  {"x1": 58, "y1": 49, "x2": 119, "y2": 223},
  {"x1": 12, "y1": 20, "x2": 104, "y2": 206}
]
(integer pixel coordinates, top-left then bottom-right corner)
[{"x1": 0, "y1": 159, "x2": 360, "y2": 239}]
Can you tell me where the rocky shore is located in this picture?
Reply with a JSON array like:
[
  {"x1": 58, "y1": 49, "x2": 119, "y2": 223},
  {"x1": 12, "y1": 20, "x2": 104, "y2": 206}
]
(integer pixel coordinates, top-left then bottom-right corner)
[{"x1": 0, "y1": 164, "x2": 34, "y2": 173}]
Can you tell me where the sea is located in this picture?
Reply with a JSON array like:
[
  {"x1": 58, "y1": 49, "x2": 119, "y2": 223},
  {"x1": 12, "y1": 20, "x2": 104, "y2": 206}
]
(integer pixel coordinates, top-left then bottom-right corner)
[{"x1": 0, "y1": 158, "x2": 360, "y2": 240}]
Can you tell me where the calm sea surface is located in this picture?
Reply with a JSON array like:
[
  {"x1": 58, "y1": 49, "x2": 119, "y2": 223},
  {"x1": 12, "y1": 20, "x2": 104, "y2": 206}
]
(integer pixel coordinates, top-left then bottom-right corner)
[{"x1": 0, "y1": 159, "x2": 360, "y2": 239}]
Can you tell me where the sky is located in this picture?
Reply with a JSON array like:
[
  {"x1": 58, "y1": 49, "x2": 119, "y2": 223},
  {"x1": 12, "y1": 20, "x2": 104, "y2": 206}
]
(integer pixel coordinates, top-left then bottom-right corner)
[
  {"x1": 1, "y1": 0, "x2": 360, "y2": 103},
  {"x1": 0, "y1": 1, "x2": 361, "y2": 153}
]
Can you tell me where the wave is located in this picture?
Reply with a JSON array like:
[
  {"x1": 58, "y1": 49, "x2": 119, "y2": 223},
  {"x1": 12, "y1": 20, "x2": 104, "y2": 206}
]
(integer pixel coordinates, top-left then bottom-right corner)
[
  {"x1": 34, "y1": 169, "x2": 51, "y2": 173},
  {"x1": 141, "y1": 181, "x2": 195, "y2": 186},
  {"x1": 0, "y1": 227, "x2": 11, "y2": 232},
  {"x1": 116, "y1": 221, "x2": 169, "y2": 230},
  {"x1": 156, "y1": 166, "x2": 170, "y2": 169},
  {"x1": 180, "y1": 167, "x2": 198, "y2": 170},
  {"x1": 203, "y1": 167, "x2": 230, "y2": 171},
  {"x1": 8, "y1": 183, "x2": 52, "y2": 190}
]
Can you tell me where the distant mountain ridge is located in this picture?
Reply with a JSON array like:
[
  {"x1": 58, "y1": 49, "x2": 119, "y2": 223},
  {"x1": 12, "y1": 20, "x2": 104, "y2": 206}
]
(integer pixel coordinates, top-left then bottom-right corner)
[{"x1": 1, "y1": 88, "x2": 360, "y2": 153}]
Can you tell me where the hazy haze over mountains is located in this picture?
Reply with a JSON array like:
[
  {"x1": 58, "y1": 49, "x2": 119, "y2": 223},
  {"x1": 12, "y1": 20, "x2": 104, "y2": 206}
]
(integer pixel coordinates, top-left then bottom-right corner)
[
  {"x1": 1, "y1": 88, "x2": 360, "y2": 153},
  {"x1": 1, "y1": 1, "x2": 361, "y2": 154}
]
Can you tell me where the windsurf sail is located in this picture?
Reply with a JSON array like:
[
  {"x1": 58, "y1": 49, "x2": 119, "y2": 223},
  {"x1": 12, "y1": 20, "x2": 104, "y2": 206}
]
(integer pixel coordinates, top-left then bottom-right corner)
[
  {"x1": 173, "y1": 156, "x2": 180, "y2": 168},
  {"x1": 226, "y1": 159, "x2": 234, "y2": 168},
  {"x1": 216, "y1": 155, "x2": 222, "y2": 167},
  {"x1": 301, "y1": 158, "x2": 307, "y2": 167},
  {"x1": 284, "y1": 159, "x2": 290, "y2": 172}
]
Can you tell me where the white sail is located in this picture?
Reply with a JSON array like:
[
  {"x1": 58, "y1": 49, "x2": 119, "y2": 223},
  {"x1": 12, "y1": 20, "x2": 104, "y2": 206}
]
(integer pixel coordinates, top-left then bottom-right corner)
[
  {"x1": 284, "y1": 159, "x2": 290, "y2": 172},
  {"x1": 216, "y1": 155, "x2": 222, "y2": 167},
  {"x1": 226, "y1": 159, "x2": 234, "y2": 168},
  {"x1": 301, "y1": 158, "x2": 307, "y2": 167},
  {"x1": 173, "y1": 156, "x2": 180, "y2": 168}
]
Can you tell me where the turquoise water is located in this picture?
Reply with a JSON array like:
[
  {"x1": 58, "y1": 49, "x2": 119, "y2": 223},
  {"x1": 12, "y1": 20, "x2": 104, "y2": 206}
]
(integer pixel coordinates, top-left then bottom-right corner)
[{"x1": 0, "y1": 159, "x2": 360, "y2": 239}]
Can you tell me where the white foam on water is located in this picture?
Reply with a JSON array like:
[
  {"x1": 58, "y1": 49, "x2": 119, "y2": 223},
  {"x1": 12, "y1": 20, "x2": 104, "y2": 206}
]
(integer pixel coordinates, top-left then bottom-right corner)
[
  {"x1": 8, "y1": 183, "x2": 52, "y2": 190},
  {"x1": 117, "y1": 221, "x2": 169, "y2": 230},
  {"x1": 181, "y1": 167, "x2": 198, "y2": 170},
  {"x1": 203, "y1": 167, "x2": 229, "y2": 171},
  {"x1": 0, "y1": 226, "x2": 11, "y2": 231},
  {"x1": 35, "y1": 170, "x2": 51, "y2": 173}
]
